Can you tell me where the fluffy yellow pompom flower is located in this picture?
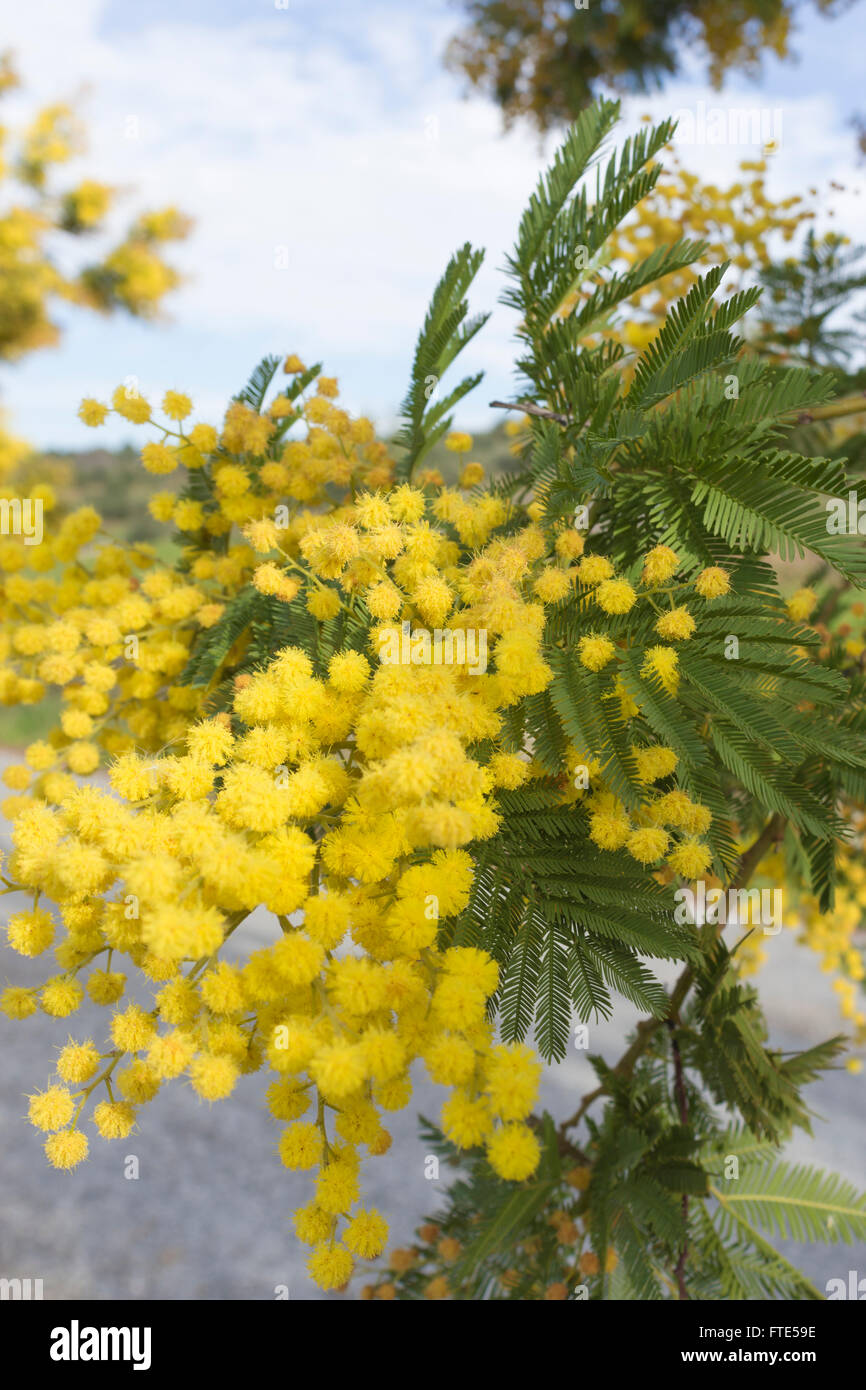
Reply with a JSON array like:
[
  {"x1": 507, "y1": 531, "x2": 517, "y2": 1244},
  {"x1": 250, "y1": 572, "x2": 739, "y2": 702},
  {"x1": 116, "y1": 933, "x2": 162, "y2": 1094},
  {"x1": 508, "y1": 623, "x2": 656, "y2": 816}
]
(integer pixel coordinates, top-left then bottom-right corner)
[
  {"x1": 142, "y1": 903, "x2": 224, "y2": 961},
  {"x1": 786, "y1": 588, "x2": 817, "y2": 622},
  {"x1": 423, "y1": 1035, "x2": 476, "y2": 1086},
  {"x1": 40, "y1": 979, "x2": 84, "y2": 1017},
  {"x1": 655, "y1": 606, "x2": 696, "y2": 641},
  {"x1": 189, "y1": 1053, "x2": 240, "y2": 1101},
  {"x1": 140, "y1": 442, "x2": 177, "y2": 475},
  {"x1": 302, "y1": 894, "x2": 350, "y2": 949},
  {"x1": 316, "y1": 1160, "x2": 360, "y2": 1214},
  {"x1": 555, "y1": 528, "x2": 585, "y2": 561},
  {"x1": 328, "y1": 650, "x2": 369, "y2": 692},
  {"x1": 354, "y1": 492, "x2": 391, "y2": 529},
  {"x1": 188, "y1": 422, "x2": 218, "y2": 453},
  {"x1": 199, "y1": 961, "x2": 247, "y2": 1014},
  {"x1": 445, "y1": 431, "x2": 473, "y2": 453},
  {"x1": 56, "y1": 1039, "x2": 101, "y2": 1083},
  {"x1": 93, "y1": 1100, "x2": 137, "y2": 1139},
  {"x1": 366, "y1": 580, "x2": 403, "y2": 621},
  {"x1": 488, "y1": 751, "x2": 529, "y2": 789},
  {"x1": 162, "y1": 390, "x2": 192, "y2": 421},
  {"x1": 78, "y1": 397, "x2": 109, "y2": 427},
  {"x1": 534, "y1": 567, "x2": 571, "y2": 603},
  {"x1": 87, "y1": 970, "x2": 126, "y2": 1005},
  {"x1": 642, "y1": 545, "x2": 679, "y2": 584},
  {"x1": 360, "y1": 1029, "x2": 406, "y2": 1084},
  {"x1": 147, "y1": 1031, "x2": 196, "y2": 1079},
  {"x1": 695, "y1": 566, "x2": 730, "y2": 599},
  {"x1": 641, "y1": 645, "x2": 680, "y2": 695},
  {"x1": 307, "y1": 1243, "x2": 353, "y2": 1290},
  {"x1": 578, "y1": 554, "x2": 614, "y2": 585},
  {"x1": 311, "y1": 1041, "x2": 368, "y2": 1100},
  {"x1": 1, "y1": 987, "x2": 38, "y2": 1020},
  {"x1": 111, "y1": 1004, "x2": 157, "y2": 1053},
  {"x1": 650, "y1": 789, "x2": 694, "y2": 827},
  {"x1": 441, "y1": 1092, "x2": 493, "y2": 1147},
  {"x1": 484, "y1": 1044, "x2": 542, "y2": 1121},
  {"x1": 460, "y1": 461, "x2": 484, "y2": 488},
  {"x1": 682, "y1": 803, "x2": 713, "y2": 834},
  {"x1": 596, "y1": 578, "x2": 637, "y2": 615},
  {"x1": 293, "y1": 1202, "x2": 332, "y2": 1246},
  {"x1": 267, "y1": 1080, "x2": 311, "y2": 1122},
  {"x1": 44, "y1": 1129, "x2": 89, "y2": 1170},
  {"x1": 388, "y1": 484, "x2": 426, "y2": 522},
  {"x1": 271, "y1": 933, "x2": 325, "y2": 986},
  {"x1": 25, "y1": 741, "x2": 57, "y2": 772},
  {"x1": 343, "y1": 1208, "x2": 389, "y2": 1259},
  {"x1": 108, "y1": 752, "x2": 157, "y2": 801},
  {"x1": 443, "y1": 945, "x2": 499, "y2": 994},
  {"x1": 627, "y1": 827, "x2": 670, "y2": 864},
  {"x1": 7, "y1": 908, "x2": 54, "y2": 957},
  {"x1": 633, "y1": 745, "x2": 678, "y2": 782},
  {"x1": 307, "y1": 587, "x2": 341, "y2": 621},
  {"x1": 28, "y1": 1086, "x2": 75, "y2": 1131},
  {"x1": 486, "y1": 1123, "x2": 541, "y2": 1180},
  {"x1": 187, "y1": 717, "x2": 234, "y2": 766},
  {"x1": 374, "y1": 1076, "x2": 411, "y2": 1111},
  {"x1": 668, "y1": 839, "x2": 713, "y2": 879},
  {"x1": 589, "y1": 810, "x2": 631, "y2": 851},
  {"x1": 116, "y1": 1061, "x2": 161, "y2": 1106},
  {"x1": 173, "y1": 498, "x2": 204, "y2": 531},
  {"x1": 68, "y1": 742, "x2": 101, "y2": 775},
  {"x1": 112, "y1": 385, "x2": 151, "y2": 423},
  {"x1": 214, "y1": 462, "x2": 251, "y2": 497},
  {"x1": 3, "y1": 763, "x2": 31, "y2": 791},
  {"x1": 412, "y1": 575, "x2": 454, "y2": 626},
  {"x1": 577, "y1": 634, "x2": 616, "y2": 671}
]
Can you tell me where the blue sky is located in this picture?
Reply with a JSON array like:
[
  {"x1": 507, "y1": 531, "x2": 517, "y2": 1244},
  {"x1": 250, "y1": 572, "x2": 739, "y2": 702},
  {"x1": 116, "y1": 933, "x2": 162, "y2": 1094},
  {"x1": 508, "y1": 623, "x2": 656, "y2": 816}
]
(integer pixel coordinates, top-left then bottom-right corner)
[{"x1": 2, "y1": 0, "x2": 865, "y2": 450}]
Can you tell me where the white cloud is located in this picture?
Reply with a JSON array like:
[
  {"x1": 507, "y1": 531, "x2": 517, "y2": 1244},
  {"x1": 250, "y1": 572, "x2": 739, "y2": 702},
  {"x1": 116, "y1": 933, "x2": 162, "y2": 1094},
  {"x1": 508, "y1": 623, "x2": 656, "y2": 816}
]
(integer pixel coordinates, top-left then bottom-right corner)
[{"x1": 2, "y1": 2, "x2": 864, "y2": 448}]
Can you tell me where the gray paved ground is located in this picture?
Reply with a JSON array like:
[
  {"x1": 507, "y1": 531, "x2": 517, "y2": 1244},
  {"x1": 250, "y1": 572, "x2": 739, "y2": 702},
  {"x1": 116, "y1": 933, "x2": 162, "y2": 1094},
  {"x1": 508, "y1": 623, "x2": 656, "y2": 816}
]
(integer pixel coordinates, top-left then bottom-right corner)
[{"x1": 1, "y1": 773, "x2": 863, "y2": 1301}]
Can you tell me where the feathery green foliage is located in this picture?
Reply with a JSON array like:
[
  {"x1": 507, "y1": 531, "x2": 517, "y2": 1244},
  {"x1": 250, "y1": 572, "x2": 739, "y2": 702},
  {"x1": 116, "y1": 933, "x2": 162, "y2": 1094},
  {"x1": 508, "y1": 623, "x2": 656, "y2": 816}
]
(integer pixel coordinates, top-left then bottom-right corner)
[
  {"x1": 355, "y1": 100, "x2": 866, "y2": 1301},
  {"x1": 169, "y1": 101, "x2": 865, "y2": 1301}
]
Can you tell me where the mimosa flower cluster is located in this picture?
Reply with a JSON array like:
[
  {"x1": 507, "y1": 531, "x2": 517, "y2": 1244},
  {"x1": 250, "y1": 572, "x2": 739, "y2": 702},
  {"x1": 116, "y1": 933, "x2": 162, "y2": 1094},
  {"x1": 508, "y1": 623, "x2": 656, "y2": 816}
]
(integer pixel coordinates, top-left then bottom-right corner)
[
  {"x1": 0, "y1": 357, "x2": 835, "y2": 1289},
  {"x1": 0, "y1": 364, "x2": 552, "y2": 1290}
]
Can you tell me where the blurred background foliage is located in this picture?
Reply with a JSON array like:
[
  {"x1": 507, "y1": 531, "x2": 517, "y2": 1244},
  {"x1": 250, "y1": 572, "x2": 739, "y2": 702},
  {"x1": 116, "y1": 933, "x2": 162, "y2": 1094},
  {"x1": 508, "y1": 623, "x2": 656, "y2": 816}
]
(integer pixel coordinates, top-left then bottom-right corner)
[
  {"x1": 0, "y1": 51, "x2": 190, "y2": 364},
  {"x1": 445, "y1": 0, "x2": 859, "y2": 134},
  {"x1": 1, "y1": 14, "x2": 865, "y2": 747}
]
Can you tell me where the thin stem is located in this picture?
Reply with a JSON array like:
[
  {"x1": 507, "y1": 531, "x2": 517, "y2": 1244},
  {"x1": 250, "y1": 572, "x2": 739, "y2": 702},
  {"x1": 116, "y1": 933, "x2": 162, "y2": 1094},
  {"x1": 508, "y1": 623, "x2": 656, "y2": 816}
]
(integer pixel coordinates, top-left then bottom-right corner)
[
  {"x1": 488, "y1": 399, "x2": 571, "y2": 427},
  {"x1": 559, "y1": 814, "x2": 785, "y2": 1136},
  {"x1": 667, "y1": 1019, "x2": 690, "y2": 1300}
]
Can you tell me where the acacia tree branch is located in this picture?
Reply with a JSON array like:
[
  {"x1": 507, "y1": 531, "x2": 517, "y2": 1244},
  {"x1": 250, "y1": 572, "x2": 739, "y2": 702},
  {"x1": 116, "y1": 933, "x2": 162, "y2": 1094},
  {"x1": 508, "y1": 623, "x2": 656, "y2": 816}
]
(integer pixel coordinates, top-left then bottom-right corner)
[
  {"x1": 488, "y1": 398, "x2": 571, "y2": 427},
  {"x1": 787, "y1": 392, "x2": 866, "y2": 425},
  {"x1": 490, "y1": 390, "x2": 866, "y2": 433},
  {"x1": 667, "y1": 1018, "x2": 690, "y2": 1300}
]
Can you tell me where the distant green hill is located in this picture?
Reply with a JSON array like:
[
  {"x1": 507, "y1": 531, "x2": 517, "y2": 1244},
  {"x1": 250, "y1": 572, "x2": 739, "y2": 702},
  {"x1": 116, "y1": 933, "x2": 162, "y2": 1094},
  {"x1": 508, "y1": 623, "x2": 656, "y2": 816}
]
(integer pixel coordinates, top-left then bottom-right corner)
[
  {"x1": 47, "y1": 444, "x2": 167, "y2": 543},
  {"x1": 44, "y1": 420, "x2": 520, "y2": 540}
]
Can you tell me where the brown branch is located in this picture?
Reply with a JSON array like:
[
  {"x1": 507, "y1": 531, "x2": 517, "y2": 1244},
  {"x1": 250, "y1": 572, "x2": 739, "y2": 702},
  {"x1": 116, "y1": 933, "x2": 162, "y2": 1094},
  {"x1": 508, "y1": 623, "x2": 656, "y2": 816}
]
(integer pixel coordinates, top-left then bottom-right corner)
[
  {"x1": 787, "y1": 392, "x2": 866, "y2": 426},
  {"x1": 490, "y1": 390, "x2": 866, "y2": 434},
  {"x1": 667, "y1": 1019, "x2": 690, "y2": 1300},
  {"x1": 488, "y1": 398, "x2": 571, "y2": 427},
  {"x1": 731, "y1": 812, "x2": 785, "y2": 890}
]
